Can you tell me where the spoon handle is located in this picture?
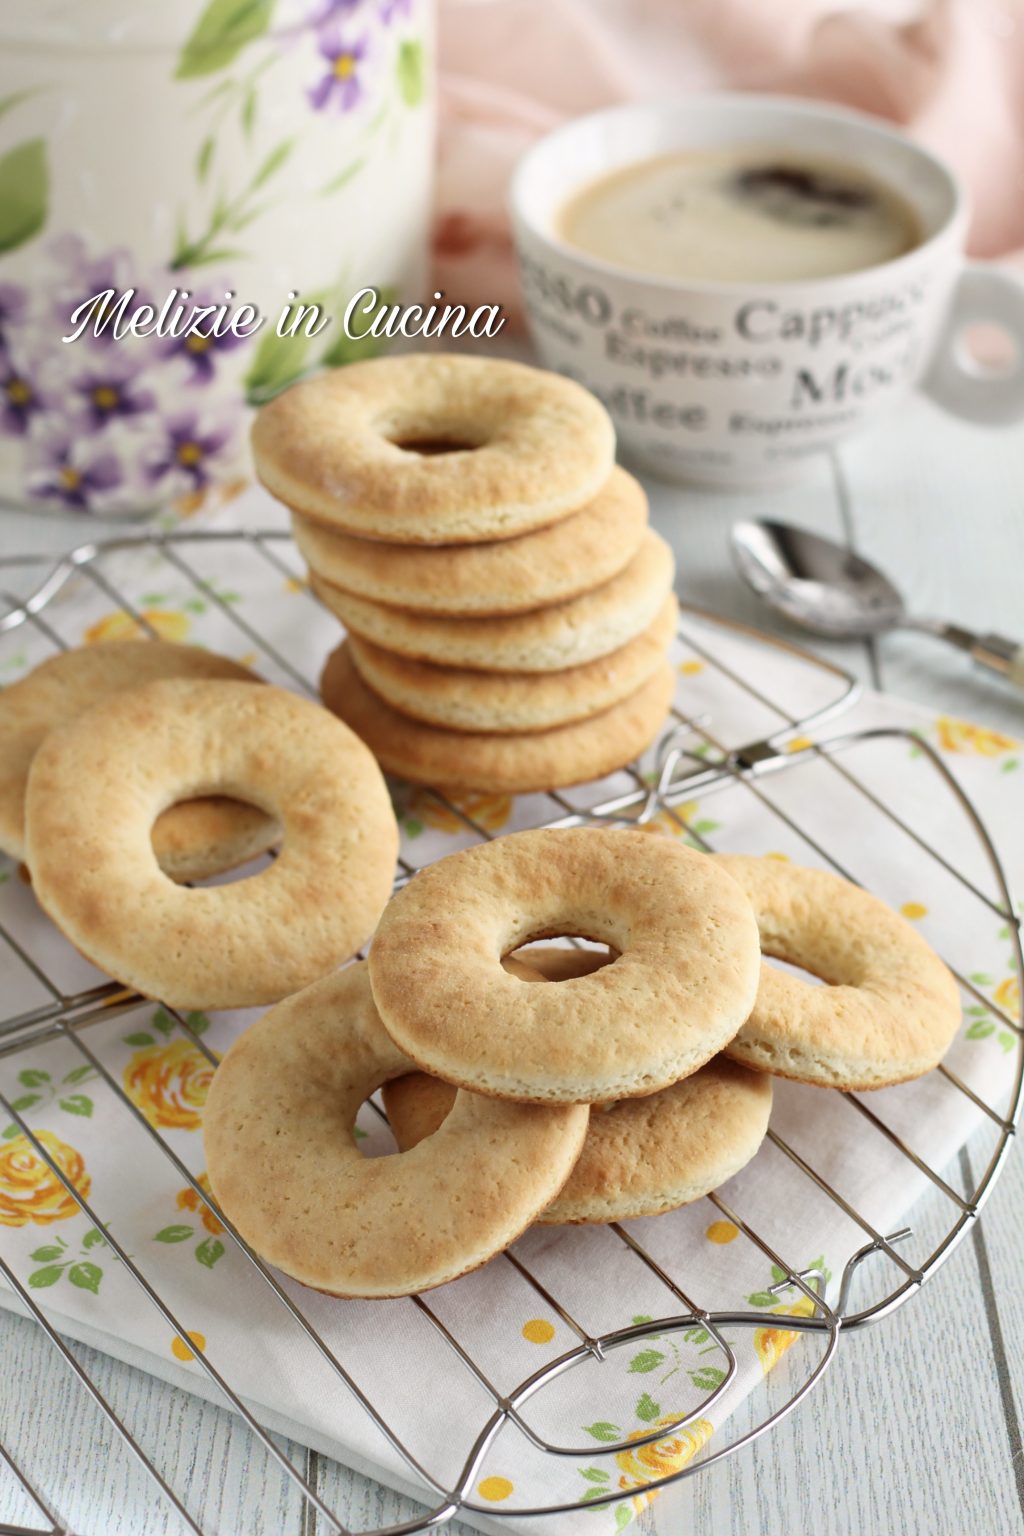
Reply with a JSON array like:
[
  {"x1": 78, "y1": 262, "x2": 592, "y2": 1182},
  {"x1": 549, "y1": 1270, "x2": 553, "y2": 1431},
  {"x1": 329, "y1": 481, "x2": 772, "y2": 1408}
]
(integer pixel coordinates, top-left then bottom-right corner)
[
  {"x1": 972, "y1": 633, "x2": 1024, "y2": 691},
  {"x1": 915, "y1": 619, "x2": 1024, "y2": 691}
]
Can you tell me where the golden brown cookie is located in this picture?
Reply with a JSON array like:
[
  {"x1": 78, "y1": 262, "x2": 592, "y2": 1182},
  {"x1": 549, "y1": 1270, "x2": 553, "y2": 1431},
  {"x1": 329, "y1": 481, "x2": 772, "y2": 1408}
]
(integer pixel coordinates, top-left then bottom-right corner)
[
  {"x1": 26, "y1": 678, "x2": 398, "y2": 1009},
  {"x1": 312, "y1": 529, "x2": 675, "y2": 672},
  {"x1": 0, "y1": 641, "x2": 278, "y2": 880},
  {"x1": 321, "y1": 642, "x2": 675, "y2": 793},
  {"x1": 368, "y1": 828, "x2": 762, "y2": 1103},
  {"x1": 717, "y1": 854, "x2": 963, "y2": 1089},
  {"x1": 251, "y1": 354, "x2": 615, "y2": 543},
  {"x1": 383, "y1": 946, "x2": 772, "y2": 1222},
  {"x1": 291, "y1": 465, "x2": 648, "y2": 616},
  {"x1": 203, "y1": 962, "x2": 589, "y2": 1297},
  {"x1": 347, "y1": 594, "x2": 677, "y2": 734}
]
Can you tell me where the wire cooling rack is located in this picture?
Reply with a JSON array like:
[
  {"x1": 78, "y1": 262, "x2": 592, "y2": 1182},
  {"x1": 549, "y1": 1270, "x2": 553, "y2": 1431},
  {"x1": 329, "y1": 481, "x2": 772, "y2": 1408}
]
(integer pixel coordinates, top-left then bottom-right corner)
[{"x1": 0, "y1": 526, "x2": 1021, "y2": 1536}]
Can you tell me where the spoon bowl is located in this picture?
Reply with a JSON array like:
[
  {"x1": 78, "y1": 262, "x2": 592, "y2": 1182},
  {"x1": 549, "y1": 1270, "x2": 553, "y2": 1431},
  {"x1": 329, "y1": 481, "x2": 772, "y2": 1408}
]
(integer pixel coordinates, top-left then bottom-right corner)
[{"x1": 731, "y1": 521, "x2": 907, "y2": 638}]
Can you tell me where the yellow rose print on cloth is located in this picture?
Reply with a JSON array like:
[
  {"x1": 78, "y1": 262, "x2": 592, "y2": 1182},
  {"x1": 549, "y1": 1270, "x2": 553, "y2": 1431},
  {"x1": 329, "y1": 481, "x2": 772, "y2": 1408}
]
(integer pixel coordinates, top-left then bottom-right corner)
[
  {"x1": 753, "y1": 1293, "x2": 817, "y2": 1374},
  {"x1": 84, "y1": 609, "x2": 191, "y2": 644},
  {"x1": 614, "y1": 1417, "x2": 714, "y2": 1513},
  {"x1": 935, "y1": 717, "x2": 1019, "y2": 762},
  {"x1": 402, "y1": 789, "x2": 512, "y2": 839},
  {"x1": 0, "y1": 1129, "x2": 91, "y2": 1227},
  {"x1": 123, "y1": 1010, "x2": 215, "y2": 1132},
  {"x1": 994, "y1": 976, "x2": 1021, "y2": 1019},
  {"x1": 747, "y1": 1256, "x2": 829, "y2": 1376}
]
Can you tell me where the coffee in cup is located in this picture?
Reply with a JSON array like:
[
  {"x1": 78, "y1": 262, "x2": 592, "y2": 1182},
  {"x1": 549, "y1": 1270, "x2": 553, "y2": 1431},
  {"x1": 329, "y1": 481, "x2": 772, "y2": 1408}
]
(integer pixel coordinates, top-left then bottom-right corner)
[{"x1": 558, "y1": 146, "x2": 922, "y2": 284}]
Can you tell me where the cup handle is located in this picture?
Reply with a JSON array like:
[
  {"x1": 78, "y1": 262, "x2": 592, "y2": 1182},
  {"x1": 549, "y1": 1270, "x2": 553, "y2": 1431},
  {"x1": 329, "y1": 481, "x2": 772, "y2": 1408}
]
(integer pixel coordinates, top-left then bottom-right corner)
[{"x1": 923, "y1": 262, "x2": 1024, "y2": 425}]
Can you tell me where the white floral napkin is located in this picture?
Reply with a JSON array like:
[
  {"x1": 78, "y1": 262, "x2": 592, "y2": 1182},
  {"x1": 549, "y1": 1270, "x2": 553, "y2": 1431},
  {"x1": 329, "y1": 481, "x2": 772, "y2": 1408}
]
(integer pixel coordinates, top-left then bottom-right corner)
[{"x1": 0, "y1": 490, "x2": 1020, "y2": 1535}]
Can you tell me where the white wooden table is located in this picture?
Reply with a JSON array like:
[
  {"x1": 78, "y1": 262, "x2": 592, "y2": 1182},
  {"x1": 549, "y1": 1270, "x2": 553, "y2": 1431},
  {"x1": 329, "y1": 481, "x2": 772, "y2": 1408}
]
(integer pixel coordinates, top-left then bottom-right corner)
[{"x1": 1, "y1": 390, "x2": 1022, "y2": 1536}]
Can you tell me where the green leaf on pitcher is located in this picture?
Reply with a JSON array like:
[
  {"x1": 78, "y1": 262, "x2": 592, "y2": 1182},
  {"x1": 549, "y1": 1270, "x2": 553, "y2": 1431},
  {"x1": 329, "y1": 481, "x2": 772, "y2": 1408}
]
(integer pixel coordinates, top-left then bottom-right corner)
[
  {"x1": 251, "y1": 138, "x2": 294, "y2": 192},
  {"x1": 635, "y1": 1393, "x2": 660, "y2": 1423},
  {"x1": 175, "y1": 0, "x2": 275, "y2": 80},
  {"x1": 241, "y1": 85, "x2": 258, "y2": 140},
  {"x1": 0, "y1": 89, "x2": 39, "y2": 126},
  {"x1": 320, "y1": 288, "x2": 397, "y2": 369},
  {"x1": 397, "y1": 41, "x2": 425, "y2": 108},
  {"x1": 320, "y1": 157, "x2": 366, "y2": 197},
  {"x1": 245, "y1": 327, "x2": 313, "y2": 404},
  {"x1": 196, "y1": 136, "x2": 216, "y2": 185}
]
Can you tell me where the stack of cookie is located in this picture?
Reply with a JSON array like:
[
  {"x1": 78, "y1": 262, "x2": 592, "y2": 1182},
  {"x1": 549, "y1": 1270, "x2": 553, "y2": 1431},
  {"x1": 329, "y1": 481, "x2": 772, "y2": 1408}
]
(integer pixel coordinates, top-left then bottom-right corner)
[
  {"x1": 204, "y1": 827, "x2": 964, "y2": 1299},
  {"x1": 251, "y1": 354, "x2": 678, "y2": 793}
]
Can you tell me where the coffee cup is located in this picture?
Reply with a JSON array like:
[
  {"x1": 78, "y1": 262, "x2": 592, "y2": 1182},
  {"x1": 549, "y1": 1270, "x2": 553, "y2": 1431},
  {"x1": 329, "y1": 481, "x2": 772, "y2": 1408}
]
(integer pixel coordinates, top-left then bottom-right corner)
[{"x1": 510, "y1": 94, "x2": 1024, "y2": 488}]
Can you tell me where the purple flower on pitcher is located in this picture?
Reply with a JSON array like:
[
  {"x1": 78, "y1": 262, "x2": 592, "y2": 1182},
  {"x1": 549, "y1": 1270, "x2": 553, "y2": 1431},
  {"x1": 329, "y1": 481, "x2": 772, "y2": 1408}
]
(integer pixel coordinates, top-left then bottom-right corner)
[
  {"x1": 47, "y1": 234, "x2": 147, "y2": 346},
  {"x1": 309, "y1": 29, "x2": 368, "y2": 112},
  {"x1": 0, "y1": 282, "x2": 28, "y2": 342},
  {"x1": 72, "y1": 355, "x2": 156, "y2": 432},
  {"x1": 148, "y1": 414, "x2": 233, "y2": 489},
  {"x1": 29, "y1": 433, "x2": 123, "y2": 512},
  {"x1": 310, "y1": 0, "x2": 363, "y2": 26},
  {"x1": 163, "y1": 324, "x2": 247, "y2": 383},
  {"x1": 0, "y1": 353, "x2": 46, "y2": 436},
  {"x1": 379, "y1": 0, "x2": 412, "y2": 22}
]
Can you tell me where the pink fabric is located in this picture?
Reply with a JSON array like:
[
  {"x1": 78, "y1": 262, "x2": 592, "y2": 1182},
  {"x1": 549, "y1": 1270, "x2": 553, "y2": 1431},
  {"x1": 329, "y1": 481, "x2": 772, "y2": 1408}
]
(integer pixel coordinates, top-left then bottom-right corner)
[{"x1": 434, "y1": 0, "x2": 1024, "y2": 323}]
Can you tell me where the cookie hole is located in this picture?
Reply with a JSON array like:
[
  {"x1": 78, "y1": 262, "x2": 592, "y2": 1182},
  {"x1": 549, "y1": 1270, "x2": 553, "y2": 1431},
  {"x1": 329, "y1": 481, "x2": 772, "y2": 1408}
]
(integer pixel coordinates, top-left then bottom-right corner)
[
  {"x1": 506, "y1": 939, "x2": 618, "y2": 981},
  {"x1": 355, "y1": 1094, "x2": 400, "y2": 1159},
  {"x1": 391, "y1": 436, "x2": 481, "y2": 456},
  {"x1": 154, "y1": 795, "x2": 280, "y2": 887},
  {"x1": 764, "y1": 955, "x2": 827, "y2": 987}
]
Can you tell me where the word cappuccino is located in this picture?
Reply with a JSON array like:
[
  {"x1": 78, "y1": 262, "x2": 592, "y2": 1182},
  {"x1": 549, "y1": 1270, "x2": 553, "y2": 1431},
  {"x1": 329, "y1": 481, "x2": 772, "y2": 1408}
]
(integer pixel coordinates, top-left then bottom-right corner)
[{"x1": 62, "y1": 287, "x2": 506, "y2": 345}]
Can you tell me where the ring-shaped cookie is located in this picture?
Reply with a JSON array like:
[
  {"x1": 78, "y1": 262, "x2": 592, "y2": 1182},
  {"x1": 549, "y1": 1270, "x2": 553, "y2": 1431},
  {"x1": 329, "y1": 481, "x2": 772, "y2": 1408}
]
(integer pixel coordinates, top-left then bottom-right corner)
[
  {"x1": 251, "y1": 355, "x2": 616, "y2": 544},
  {"x1": 369, "y1": 828, "x2": 762, "y2": 1103},
  {"x1": 291, "y1": 465, "x2": 648, "y2": 616},
  {"x1": 26, "y1": 678, "x2": 399, "y2": 1009},
  {"x1": 384, "y1": 947, "x2": 773, "y2": 1223},
  {"x1": 312, "y1": 529, "x2": 674, "y2": 673},
  {"x1": 0, "y1": 641, "x2": 278, "y2": 881},
  {"x1": 203, "y1": 963, "x2": 589, "y2": 1297},
  {"x1": 717, "y1": 854, "x2": 962, "y2": 1089}
]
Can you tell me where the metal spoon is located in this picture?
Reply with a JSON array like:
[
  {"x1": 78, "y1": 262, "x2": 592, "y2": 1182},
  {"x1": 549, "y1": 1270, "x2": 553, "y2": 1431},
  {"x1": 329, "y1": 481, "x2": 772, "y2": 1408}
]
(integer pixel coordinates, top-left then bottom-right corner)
[{"x1": 731, "y1": 519, "x2": 1024, "y2": 691}]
